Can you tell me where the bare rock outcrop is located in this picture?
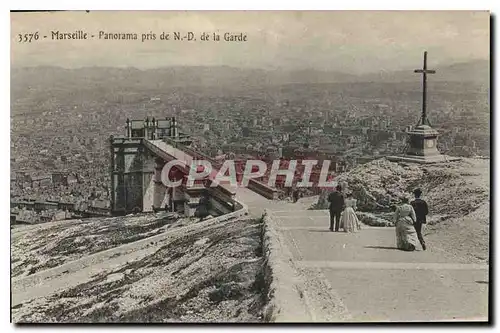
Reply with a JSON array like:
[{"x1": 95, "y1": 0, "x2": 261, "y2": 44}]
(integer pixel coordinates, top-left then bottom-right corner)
[
  {"x1": 12, "y1": 216, "x2": 266, "y2": 323},
  {"x1": 356, "y1": 212, "x2": 393, "y2": 227}
]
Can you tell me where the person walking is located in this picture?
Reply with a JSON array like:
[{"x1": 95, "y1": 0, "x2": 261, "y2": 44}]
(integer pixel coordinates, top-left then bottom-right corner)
[
  {"x1": 394, "y1": 197, "x2": 418, "y2": 251},
  {"x1": 410, "y1": 188, "x2": 428, "y2": 251},
  {"x1": 340, "y1": 192, "x2": 361, "y2": 233},
  {"x1": 328, "y1": 185, "x2": 345, "y2": 232},
  {"x1": 292, "y1": 186, "x2": 300, "y2": 203}
]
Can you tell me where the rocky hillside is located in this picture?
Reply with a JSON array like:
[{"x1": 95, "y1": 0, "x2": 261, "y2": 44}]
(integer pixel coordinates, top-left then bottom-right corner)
[
  {"x1": 312, "y1": 157, "x2": 490, "y2": 263},
  {"x1": 12, "y1": 214, "x2": 266, "y2": 323},
  {"x1": 11, "y1": 212, "x2": 192, "y2": 278},
  {"x1": 314, "y1": 158, "x2": 489, "y2": 218}
]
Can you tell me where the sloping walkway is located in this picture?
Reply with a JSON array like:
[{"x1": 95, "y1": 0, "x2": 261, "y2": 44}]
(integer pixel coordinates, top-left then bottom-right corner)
[{"x1": 265, "y1": 208, "x2": 489, "y2": 322}]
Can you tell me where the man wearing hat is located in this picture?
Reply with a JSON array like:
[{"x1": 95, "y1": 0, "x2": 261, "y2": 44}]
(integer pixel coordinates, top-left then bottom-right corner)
[
  {"x1": 410, "y1": 188, "x2": 428, "y2": 251},
  {"x1": 328, "y1": 184, "x2": 345, "y2": 232}
]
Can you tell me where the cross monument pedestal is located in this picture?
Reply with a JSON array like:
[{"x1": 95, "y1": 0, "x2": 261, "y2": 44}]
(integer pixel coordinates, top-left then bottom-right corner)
[{"x1": 387, "y1": 51, "x2": 461, "y2": 164}]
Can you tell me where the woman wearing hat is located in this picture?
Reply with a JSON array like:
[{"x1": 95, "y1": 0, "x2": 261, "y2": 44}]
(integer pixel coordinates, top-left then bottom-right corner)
[
  {"x1": 394, "y1": 196, "x2": 418, "y2": 251},
  {"x1": 340, "y1": 192, "x2": 361, "y2": 233}
]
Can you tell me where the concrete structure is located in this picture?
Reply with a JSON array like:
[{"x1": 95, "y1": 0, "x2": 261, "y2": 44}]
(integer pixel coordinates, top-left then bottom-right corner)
[
  {"x1": 111, "y1": 117, "x2": 200, "y2": 216},
  {"x1": 388, "y1": 124, "x2": 460, "y2": 164},
  {"x1": 110, "y1": 117, "x2": 279, "y2": 217},
  {"x1": 388, "y1": 51, "x2": 460, "y2": 164}
]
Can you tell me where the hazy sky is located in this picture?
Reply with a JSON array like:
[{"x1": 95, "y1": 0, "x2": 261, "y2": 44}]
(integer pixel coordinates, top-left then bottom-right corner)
[{"x1": 11, "y1": 11, "x2": 490, "y2": 74}]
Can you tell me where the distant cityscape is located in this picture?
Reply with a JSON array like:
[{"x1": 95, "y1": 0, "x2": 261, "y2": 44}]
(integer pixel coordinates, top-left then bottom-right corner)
[{"x1": 10, "y1": 66, "x2": 490, "y2": 224}]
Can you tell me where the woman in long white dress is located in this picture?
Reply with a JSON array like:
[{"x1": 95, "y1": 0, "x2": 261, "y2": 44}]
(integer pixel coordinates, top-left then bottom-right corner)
[
  {"x1": 341, "y1": 193, "x2": 361, "y2": 233},
  {"x1": 394, "y1": 197, "x2": 418, "y2": 251}
]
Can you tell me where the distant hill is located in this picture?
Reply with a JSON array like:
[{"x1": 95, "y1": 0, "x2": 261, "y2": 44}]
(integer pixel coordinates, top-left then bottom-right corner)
[
  {"x1": 10, "y1": 66, "x2": 356, "y2": 92},
  {"x1": 11, "y1": 59, "x2": 489, "y2": 95},
  {"x1": 356, "y1": 59, "x2": 489, "y2": 85}
]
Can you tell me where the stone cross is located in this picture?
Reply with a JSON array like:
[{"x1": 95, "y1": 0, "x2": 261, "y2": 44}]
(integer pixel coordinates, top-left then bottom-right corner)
[{"x1": 414, "y1": 51, "x2": 436, "y2": 126}]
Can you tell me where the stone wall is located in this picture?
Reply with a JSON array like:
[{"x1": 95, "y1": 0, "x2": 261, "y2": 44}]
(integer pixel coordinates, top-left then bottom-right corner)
[{"x1": 261, "y1": 211, "x2": 312, "y2": 322}]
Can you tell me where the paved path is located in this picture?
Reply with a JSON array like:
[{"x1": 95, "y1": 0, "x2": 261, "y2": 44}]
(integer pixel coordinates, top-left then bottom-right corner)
[
  {"x1": 266, "y1": 208, "x2": 489, "y2": 322},
  {"x1": 235, "y1": 186, "x2": 318, "y2": 217}
]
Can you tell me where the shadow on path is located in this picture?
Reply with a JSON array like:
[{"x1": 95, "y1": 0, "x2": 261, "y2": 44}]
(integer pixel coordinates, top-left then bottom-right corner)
[
  {"x1": 308, "y1": 230, "x2": 351, "y2": 233},
  {"x1": 364, "y1": 245, "x2": 399, "y2": 250}
]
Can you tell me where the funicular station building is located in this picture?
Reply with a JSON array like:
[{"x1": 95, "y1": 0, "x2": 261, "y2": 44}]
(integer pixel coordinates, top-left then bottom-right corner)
[{"x1": 109, "y1": 117, "x2": 279, "y2": 218}]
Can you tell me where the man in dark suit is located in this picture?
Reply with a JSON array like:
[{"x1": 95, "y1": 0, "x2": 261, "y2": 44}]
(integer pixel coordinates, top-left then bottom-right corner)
[
  {"x1": 328, "y1": 185, "x2": 345, "y2": 232},
  {"x1": 410, "y1": 188, "x2": 428, "y2": 251},
  {"x1": 292, "y1": 186, "x2": 300, "y2": 203}
]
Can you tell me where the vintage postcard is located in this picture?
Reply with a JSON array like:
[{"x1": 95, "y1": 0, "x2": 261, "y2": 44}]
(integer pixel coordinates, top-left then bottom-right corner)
[{"x1": 10, "y1": 10, "x2": 490, "y2": 323}]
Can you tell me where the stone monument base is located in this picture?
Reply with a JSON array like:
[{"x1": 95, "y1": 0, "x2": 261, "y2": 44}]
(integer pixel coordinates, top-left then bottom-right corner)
[{"x1": 386, "y1": 154, "x2": 461, "y2": 164}]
